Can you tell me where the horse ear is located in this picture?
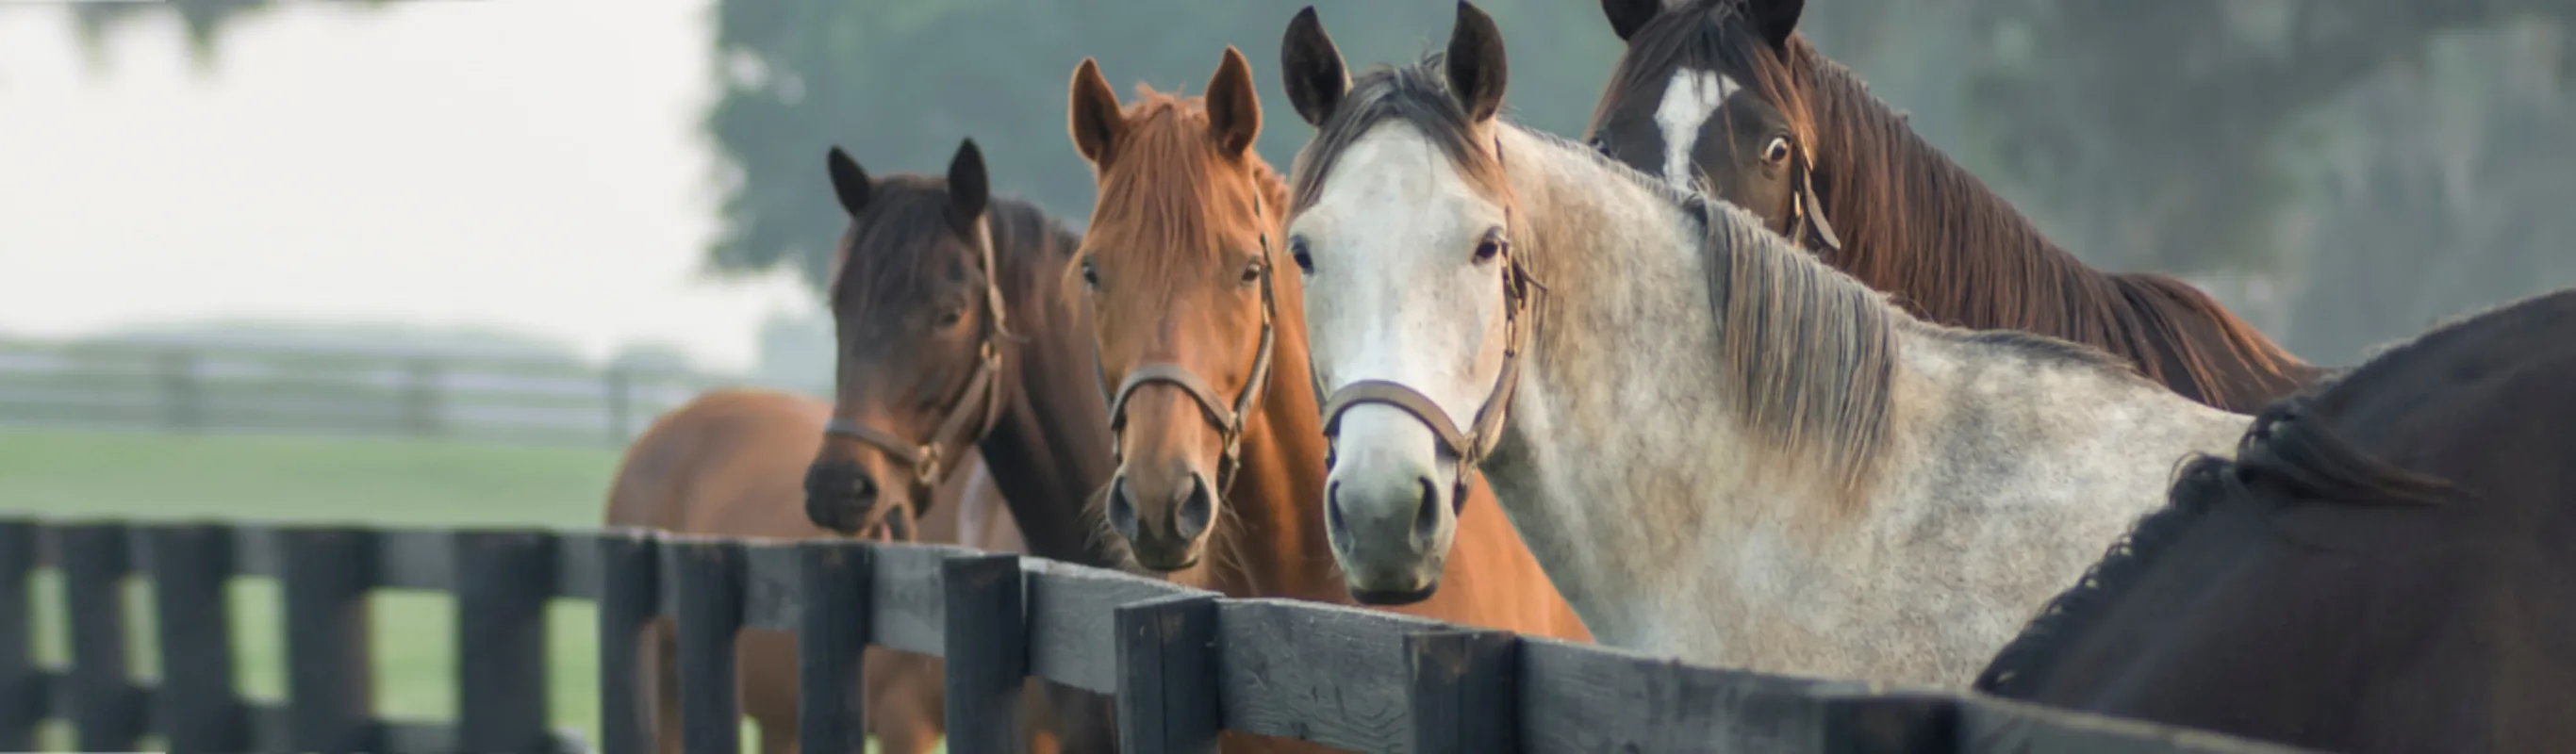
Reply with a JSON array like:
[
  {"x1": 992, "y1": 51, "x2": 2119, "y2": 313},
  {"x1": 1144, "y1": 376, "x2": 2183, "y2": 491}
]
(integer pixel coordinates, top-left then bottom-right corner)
[
  {"x1": 1749, "y1": 0, "x2": 1804, "y2": 50},
  {"x1": 826, "y1": 146, "x2": 871, "y2": 218},
  {"x1": 1205, "y1": 46, "x2": 1263, "y2": 158},
  {"x1": 946, "y1": 139, "x2": 990, "y2": 233},
  {"x1": 1601, "y1": 0, "x2": 1660, "y2": 42},
  {"x1": 1067, "y1": 57, "x2": 1125, "y2": 167},
  {"x1": 1445, "y1": 1, "x2": 1509, "y2": 123},
  {"x1": 1280, "y1": 7, "x2": 1349, "y2": 127}
]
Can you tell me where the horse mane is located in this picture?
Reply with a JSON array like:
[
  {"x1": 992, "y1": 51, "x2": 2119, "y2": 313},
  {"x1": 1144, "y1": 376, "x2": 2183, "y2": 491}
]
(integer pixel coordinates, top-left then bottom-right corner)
[
  {"x1": 1294, "y1": 53, "x2": 2011, "y2": 502},
  {"x1": 1774, "y1": 39, "x2": 2315, "y2": 410},
  {"x1": 1065, "y1": 85, "x2": 1292, "y2": 303}
]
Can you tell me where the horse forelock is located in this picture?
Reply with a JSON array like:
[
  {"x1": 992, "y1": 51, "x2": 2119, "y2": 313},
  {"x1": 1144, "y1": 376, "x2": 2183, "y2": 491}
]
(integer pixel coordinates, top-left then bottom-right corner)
[{"x1": 1071, "y1": 87, "x2": 1285, "y2": 305}]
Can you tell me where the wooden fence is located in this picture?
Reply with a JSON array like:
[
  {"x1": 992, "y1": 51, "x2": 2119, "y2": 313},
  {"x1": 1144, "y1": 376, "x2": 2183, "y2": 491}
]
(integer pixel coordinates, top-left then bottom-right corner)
[
  {"x1": 0, "y1": 337, "x2": 819, "y2": 446},
  {"x1": 0, "y1": 516, "x2": 2305, "y2": 754}
]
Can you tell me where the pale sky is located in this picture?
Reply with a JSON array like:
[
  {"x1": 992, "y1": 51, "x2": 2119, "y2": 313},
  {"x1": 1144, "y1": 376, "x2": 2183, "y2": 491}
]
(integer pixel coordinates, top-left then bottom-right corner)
[{"x1": 0, "y1": 0, "x2": 814, "y2": 372}]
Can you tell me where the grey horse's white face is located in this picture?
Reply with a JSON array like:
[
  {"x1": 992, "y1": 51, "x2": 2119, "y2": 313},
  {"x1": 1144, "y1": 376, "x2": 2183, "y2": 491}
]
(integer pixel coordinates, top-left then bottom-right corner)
[{"x1": 1290, "y1": 122, "x2": 1516, "y2": 602}]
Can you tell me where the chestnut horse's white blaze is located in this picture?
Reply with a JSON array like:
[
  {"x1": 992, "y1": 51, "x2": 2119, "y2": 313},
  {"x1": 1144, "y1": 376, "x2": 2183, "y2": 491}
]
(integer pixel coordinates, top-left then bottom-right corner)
[{"x1": 1285, "y1": 3, "x2": 2253, "y2": 686}]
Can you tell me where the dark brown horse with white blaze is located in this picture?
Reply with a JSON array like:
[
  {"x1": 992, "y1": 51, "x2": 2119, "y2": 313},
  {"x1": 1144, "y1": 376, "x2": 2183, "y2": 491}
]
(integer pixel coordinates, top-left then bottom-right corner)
[
  {"x1": 801, "y1": 139, "x2": 1125, "y2": 751},
  {"x1": 1064, "y1": 47, "x2": 1588, "y2": 750},
  {"x1": 1584, "y1": 0, "x2": 2327, "y2": 413},
  {"x1": 1979, "y1": 287, "x2": 2576, "y2": 753},
  {"x1": 607, "y1": 388, "x2": 1066, "y2": 754}
]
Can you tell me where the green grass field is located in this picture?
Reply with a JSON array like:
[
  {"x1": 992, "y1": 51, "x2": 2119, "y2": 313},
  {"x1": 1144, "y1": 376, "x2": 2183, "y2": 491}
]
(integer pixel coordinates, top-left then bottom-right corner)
[{"x1": 0, "y1": 428, "x2": 623, "y2": 748}]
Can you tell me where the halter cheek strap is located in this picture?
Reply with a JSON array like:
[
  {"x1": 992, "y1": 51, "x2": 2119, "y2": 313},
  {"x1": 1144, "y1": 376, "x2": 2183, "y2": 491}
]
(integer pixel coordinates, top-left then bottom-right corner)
[
  {"x1": 823, "y1": 213, "x2": 1014, "y2": 515},
  {"x1": 1790, "y1": 144, "x2": 1842, "y2": 253},
  {"x1": 1316, "y1": 137, "x2": 1541, "y2": 510},
  {"x1": 1098, "y1": 195, "x2": 1280, "y2": 495}
]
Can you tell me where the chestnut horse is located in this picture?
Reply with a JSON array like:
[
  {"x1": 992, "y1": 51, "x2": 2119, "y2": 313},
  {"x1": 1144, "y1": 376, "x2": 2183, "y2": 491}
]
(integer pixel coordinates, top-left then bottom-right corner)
[
  {"x1": 603, "y1": 388, "x2": 1066, "y2": 754},
  {"x1": 1064, "y1": 48, "x2": 1589, "y2": 749},
  {"x1": 800, "y1": 139, "x2": 1124, "y2": 751},
  {"x1": 1584, "y1": 0, "x2": 2327, "y2": 413}
]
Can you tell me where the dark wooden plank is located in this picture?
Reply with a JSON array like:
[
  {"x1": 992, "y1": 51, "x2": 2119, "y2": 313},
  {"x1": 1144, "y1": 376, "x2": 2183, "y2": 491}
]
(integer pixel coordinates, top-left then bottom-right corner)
[
  {"x1": 380, "y1": 718, "x2": 460, "y2": 754},
  {"x1": 742, "y1": 541, "x2": 804, "y2": 631},
  {"x1": 231, "y1": 525, "x2": 284, "y2": 578},
  {"x1": 553, "y1": 531, "x2": 607, "y2": 600},
  {"x1": 593, "y1": 531, "x2": 659, "y2": 754},
  {"x1": 281, "y1": 526, "x2": 380, "y2": 753},
  {"x1": 1954, "y1": 695, "x2": 2316, "y2": 753},
  {"x1": 1516, "y1": 637, "x2": 1847, "y2": 753},
  {"x1": 376, "y1": 529, "x2": 457, "y2": 591},
  {"x1": 796, "y1": 539, "x2": 871, "y2": 754},
  {"x1": 1406, "y1": 629, "x2": 1518, "y2": 754},
  {"x1": 1023, "y1": 558, "x2": 1203, "y2": 695},
  {"x1": 1114, "y1": 593, "x2": 1219, "y2": 754},
  {"x1": 669, "y1": 537, "x2": 747, "y2": 754},
  {"x1": 871, "y1": 542, "x2": 971, "y2": 656},
  {"x1": 456, "y1": 530, "x2": 556, "y2": 753},
  {"x1": 942, "y1": 552, "x2": 1028, "y2": 754},
  {"x1": 1820, "y1": 691, "x2": 1955, "y2": 754},
  {"x1": 1214, "y1": 598, "x2": 1448, "y2": 751},
  {"x1": 59, "y1": 522, "x2": 146, "y2": 752},
  {"x1": 142, "y1": 523, "x2": 252, "y2": 753},
  {"x1": 0, "y1": 520, "x2": 39, "y2": 750}
]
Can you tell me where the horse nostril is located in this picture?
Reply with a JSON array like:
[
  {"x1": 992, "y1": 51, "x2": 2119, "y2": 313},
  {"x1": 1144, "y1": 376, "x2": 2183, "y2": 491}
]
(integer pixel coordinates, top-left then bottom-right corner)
[
  {"x1": 1325, "y1": 480, "x2": 1351, "y2": 545},
  {"x1": 1174, "y1": 474, "x2": 1214, "y2": 540},
  {"x1": 1106, "y1": 477, "x2": 1141, "y2": 542},
  {"x1": 803, "y1": 462, "x2": 879, "y2": 533},
  {"x1": 1412, "y1": 475, "x2": 1442, "y2": 543}
]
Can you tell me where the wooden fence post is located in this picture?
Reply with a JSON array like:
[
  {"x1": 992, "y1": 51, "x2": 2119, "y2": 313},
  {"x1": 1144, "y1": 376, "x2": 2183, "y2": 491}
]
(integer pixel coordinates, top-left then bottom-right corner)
[
  {"x1": 596, "y1": 532, "x2": 661, "y2": 754},
  {"x1": 1114, "y1": 594, "x2": 1220, "y2": 754},
  {"x1": 60, "y1": 523, "x2": 145, "y2": 753},
  {"x1": 282, "y1": 527, "x2": 379, "y2": 753},
  {"x1": 670, "y1": 538, "x2": 747, "y2": 754},
  {"x1": 797, "y1": 540, "x2": 873, "y2": 754},
  {"x1": 0, "y1": 521, "x2": 39, "y2": 751},
  {"x1": 943, "y1": 552, "x2": 1028, "y2": 754},
  {"x1": 456, "y1": 531, "x2": 555, "y2": 753},
  {"x1": 603, "y1": 369, "x2": 633, "y2": 445},
  {"x1": 145, "y1": 524, "x2": 250, "y2": 753},
  {"x1": 159, "y1": 350, "x2": 202, "y2": 432},
  {"x1": 1405, "y1": 629, "x2": 1520, "y2": 754},
  {"x1": 403, "y1": 359, "x2": 442, "y2": 436}
]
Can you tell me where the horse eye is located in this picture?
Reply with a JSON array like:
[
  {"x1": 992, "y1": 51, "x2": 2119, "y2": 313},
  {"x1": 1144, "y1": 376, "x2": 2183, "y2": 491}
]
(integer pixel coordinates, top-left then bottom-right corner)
[
  {"x1": 937, "y1": 304, "x2": 966, "y2": 328},
  {"x1": 1289, "y1": 238, "x2": 1314, "y2": 275},
  {"x1": 1241, "y1": 259, "x2": 1264, "y2": 286},
  {"x1": 1081, "y1": 258, "x2": 1099, "y2": 289},
  {"x1": 1763, "y1": 137, "x2": 1793, "y2": 165},
  {"x1": 1474, "y1": 236, "x2": 1506, "y2": 262}
]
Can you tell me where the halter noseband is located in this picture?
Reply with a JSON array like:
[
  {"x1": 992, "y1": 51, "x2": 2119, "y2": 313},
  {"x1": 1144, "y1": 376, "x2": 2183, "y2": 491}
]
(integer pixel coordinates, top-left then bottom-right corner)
[
  {"x1": 1098, "y1": 195, "x2": 1280, "y2": 495},
  {"x1": 1315, "y1": 137, "x2": 1543, "y2": 510},
  {"x1": 823, "y1": 213, "x2": 1013, "y2": 510}
]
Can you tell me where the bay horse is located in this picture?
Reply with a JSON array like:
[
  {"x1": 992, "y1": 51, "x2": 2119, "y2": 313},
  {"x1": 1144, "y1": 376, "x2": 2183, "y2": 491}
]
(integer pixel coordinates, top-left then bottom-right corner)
[
  {"x1": 602, "y1": 388, "x2": 1065, "y2": 754},
  {"x1": 1978, "y1": 288, "x2": 2576, "y2": 753},
  {"x1": 800, "y1": 140, "x2": 1123, "y2": 750},
  {"x1": 1277, "y1": 3, "x2": 2258, "y2": 686},
  {"x1": 1582, "y1": 0, "x2": 2327, "y2": 414},
  {"x1": 1062, "y1": 44, "x2": 1589, "y2": 709}
]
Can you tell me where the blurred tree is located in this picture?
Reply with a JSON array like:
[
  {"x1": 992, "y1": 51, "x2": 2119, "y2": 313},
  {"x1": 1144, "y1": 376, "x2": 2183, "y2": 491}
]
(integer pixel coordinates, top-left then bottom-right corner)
[
  {"x1": 702, "y1": 0, "x2": 1624, "y2": 295},
  {"x1": 66, "y1": 0, "x2": 392, "y2": 73}
]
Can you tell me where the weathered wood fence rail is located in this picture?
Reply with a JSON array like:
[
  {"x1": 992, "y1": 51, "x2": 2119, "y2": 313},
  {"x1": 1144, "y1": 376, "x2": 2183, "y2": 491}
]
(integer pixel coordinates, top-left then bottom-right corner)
[{"x1": 0, "y1": 516, "x2": 2303, "y2": 754}]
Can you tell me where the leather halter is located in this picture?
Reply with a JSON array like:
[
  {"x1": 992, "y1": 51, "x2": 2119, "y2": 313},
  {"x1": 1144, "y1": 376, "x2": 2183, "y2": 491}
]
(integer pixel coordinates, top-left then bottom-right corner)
[
  {"x1": 1099, "y1": 195, "x2": 1280, "y2": 495},
  {"x1": 1787, "y1": 142, "x2": 1842, "y2": 253},
  {"x1": 1316, "y1": 138, "x2": 1544, "y2": 510},
  {"x1": 822, "y1": 213, "x2": 1013, "y2": 505}
]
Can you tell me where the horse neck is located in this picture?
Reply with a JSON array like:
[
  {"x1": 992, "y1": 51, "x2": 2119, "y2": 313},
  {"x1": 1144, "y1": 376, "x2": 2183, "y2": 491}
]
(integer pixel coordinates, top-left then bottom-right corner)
[
  {"x1": 1786, "y1": 41, "x2": 2314, "y2": 408},
  {"x1": 1191, "y1": 265, "x2": 1346, "y2": 602},
  {"x1": 1478, "y1": 124, "x2": 1772, "y2": 645},
  {"x1": 977, "y1": 221, "x2": 1123, "y2": 569}
]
